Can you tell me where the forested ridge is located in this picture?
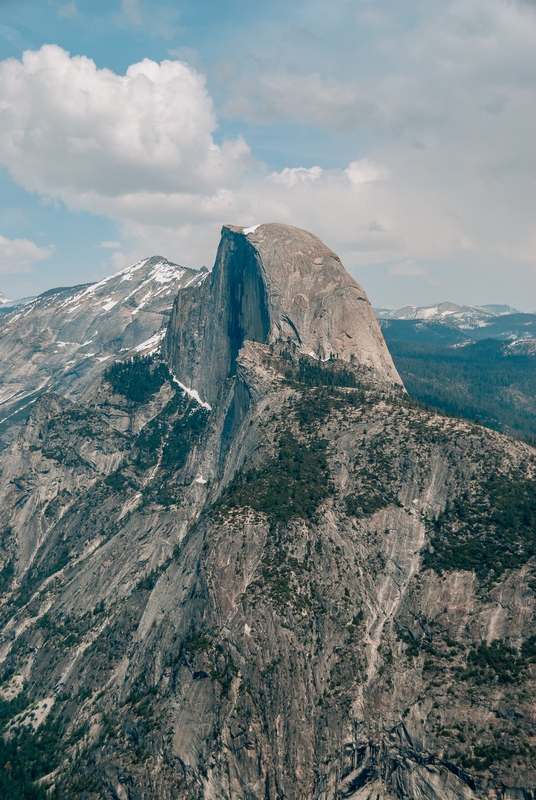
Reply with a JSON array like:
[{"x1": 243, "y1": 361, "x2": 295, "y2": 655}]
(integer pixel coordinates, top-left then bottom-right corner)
[{"x1": 386, "y1": 338, "x2": 536, "y2": 443}]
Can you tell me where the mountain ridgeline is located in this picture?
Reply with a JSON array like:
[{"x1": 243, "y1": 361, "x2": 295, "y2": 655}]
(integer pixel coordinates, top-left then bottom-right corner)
[{"x1": 0, "y1": 224, "x2": 535, "y2": 800}]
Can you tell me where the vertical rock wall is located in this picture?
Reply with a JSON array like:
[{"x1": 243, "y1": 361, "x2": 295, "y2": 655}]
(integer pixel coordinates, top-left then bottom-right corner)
[{"x1": 164, "y1": 223, "x2": 402, "y2": 407}]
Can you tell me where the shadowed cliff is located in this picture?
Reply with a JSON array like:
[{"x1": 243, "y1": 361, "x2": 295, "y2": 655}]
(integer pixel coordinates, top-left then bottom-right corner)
[{"x1": 164, "y1": 223, "x2": 401, "y2": 407}]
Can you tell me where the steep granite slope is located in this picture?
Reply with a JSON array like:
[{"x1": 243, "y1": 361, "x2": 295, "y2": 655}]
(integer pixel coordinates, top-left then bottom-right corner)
[
  {"x1": 0, "y1": 225, "x2": 535, "y2": 800},
  {"x1": 164, "y1": 224, "x2": 400, "y2": 408},
  {"x1": 0, "y1": 257, "x2": 207, "y2": 447}
]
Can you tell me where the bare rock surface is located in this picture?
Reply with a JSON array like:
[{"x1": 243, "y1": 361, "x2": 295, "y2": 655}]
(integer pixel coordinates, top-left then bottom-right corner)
[
  {"x1": 164, "y1": 224, "x2": 401, "y2": 407},
  {"x1": 0, "y1": 225, "x2": 534, "y2": 799},
  {"x1": 0, "y1": 256, "x2": 207, "y2": 446}
]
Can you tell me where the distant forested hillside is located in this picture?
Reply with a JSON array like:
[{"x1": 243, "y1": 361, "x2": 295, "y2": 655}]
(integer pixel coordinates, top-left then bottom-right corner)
[
  {"x1": 378, "y1": 312, "x2": 536, "y2": 345},
  {"x1": 386, "y1": 338, "x2": 536, "y2": 444}
]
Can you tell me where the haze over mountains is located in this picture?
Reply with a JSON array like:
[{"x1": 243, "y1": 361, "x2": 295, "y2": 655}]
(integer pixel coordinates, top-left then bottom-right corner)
[{"x1": 0, "y1": 225, "x2": 535, "y2": 799}]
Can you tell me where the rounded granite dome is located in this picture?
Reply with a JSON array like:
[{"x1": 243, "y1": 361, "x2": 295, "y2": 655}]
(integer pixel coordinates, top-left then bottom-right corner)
[
  {"x1": 230, "y1": 222, "x2": 401, "y2": 380},
  {"x1": 165, "y1": 222, "x2": 402, "y2": 406}
]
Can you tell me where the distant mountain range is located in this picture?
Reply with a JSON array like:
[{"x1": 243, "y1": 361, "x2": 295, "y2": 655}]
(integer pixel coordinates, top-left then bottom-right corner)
[
  {"x1": 375, "y1": 302, "x2": 536, "y2": 348},
  {"x1": 375, "y1": 301, "x2": 520, "y2": 324},
  {"x1": 376, "y1": 302, "x2": 536, "y2": 442}
]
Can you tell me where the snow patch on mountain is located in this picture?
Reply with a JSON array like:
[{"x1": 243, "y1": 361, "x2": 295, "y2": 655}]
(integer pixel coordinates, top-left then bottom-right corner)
[
  {"x1": 172, "y1": 376, "x2": 212, "y2": 410},
  {"x1": 133, "y1": 330, "x2": 167, "y2": 355},
  {"x1": 0, "y1": 257, "x2": 208, "y2": 444},
  {"x1": 506, "y1": 338, "x2": 536, "y2": 356},
  {"x1": 375, "y1": 302, "x2": 520, "y2": 327}
]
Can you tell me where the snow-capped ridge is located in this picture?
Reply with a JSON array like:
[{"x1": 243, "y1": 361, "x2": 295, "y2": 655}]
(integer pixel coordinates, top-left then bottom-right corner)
[
  {"x1": 377, "y1": 301, "x2": 536, "y2": 348},
  {"x1": 0, "y1": 256, "x2": 209, "y2": 442},
  {"x1": 376, "y1": 301, "x2": 520, "y2": 327}
]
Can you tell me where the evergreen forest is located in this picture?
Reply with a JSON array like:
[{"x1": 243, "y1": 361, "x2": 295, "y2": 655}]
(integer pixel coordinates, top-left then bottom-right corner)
[{"x1": 385, "y1": 338, "x2": 536, "y2": 444}]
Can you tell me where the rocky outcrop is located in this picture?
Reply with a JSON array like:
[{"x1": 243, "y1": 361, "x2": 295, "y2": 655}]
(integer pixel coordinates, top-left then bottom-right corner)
[
  {"x1": 0, "y1": 225, "x2": 534, "y2": 800},
  {"x1": 0, "y1": 256, "x2": 207, "y2": 448},
  {"x1": 164, "y1": 223, "x2": 401, "y2": 407}
]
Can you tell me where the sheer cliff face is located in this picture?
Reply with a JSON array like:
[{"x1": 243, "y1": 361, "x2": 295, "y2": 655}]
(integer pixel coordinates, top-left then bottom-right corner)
[
  {"x1": 165, "y1": 223, "x2": 401, "y2": 406},
  {"x1": 0, "y1": 227, "x2": 535, "y2": 800}
]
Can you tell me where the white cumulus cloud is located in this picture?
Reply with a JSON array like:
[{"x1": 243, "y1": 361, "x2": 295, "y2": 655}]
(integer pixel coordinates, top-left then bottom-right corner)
[
  {"x1": 269, "y1": 166, "x2": 323, "y2": 187},
  {"x1": 0, "y1": 22, "x2": 534, "y2": 306},
  {"x1": 0, "y1": 45, "x2": 251, "y2": 205},
  {"x1": 0, "y1": 236, "x2": 54, "y2": 273},
  {"x1": 345, "y1": 160, "x2": 390, "y2": 186}
]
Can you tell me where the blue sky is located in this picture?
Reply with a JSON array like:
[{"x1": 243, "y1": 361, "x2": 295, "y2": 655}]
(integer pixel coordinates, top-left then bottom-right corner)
[{"x1": 0, "y1": 0, "x2": 534, "y2": 309}]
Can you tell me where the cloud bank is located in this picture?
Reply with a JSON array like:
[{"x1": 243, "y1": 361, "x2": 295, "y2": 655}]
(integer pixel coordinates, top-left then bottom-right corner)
[
  {"x1": 0, "y1": 0, "x2": 534, "y2": 298},
  {"x1": 0, "y1": 45, "x2": 250, "y2": 200}
]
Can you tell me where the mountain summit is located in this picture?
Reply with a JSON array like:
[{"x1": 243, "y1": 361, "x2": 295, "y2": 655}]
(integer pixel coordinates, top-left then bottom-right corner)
[
  {"x1": 165, "y1": 223, "x2": 401, "y2": 407},
  {"x1": 0, "y1": 225, "x2": 534, "y2": 800},
  {"x1": 0, "y1": 256, "x2": 206, "y2": 447}
]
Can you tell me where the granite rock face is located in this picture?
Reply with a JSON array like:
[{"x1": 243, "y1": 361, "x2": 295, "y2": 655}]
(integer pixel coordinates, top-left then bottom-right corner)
[
  {"x1": 0, "y1": 256, "x2": 207, "y2": 448},
  {"x1": 0, "y1": 225, "x2": 535, "y2": 800},
  {"x1": 164, "y1": 224, "x2": 401, "y2": 407}
]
